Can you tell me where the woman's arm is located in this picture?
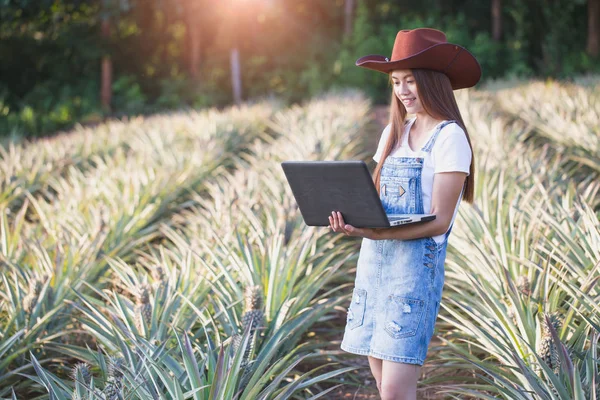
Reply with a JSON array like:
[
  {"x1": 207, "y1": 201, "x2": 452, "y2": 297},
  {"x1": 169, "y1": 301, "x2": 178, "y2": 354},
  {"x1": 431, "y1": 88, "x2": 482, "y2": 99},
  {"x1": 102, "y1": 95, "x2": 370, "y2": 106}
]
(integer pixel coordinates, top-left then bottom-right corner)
[{"x1": 329, "y1": 171, "x2": 468, "y2": 240}]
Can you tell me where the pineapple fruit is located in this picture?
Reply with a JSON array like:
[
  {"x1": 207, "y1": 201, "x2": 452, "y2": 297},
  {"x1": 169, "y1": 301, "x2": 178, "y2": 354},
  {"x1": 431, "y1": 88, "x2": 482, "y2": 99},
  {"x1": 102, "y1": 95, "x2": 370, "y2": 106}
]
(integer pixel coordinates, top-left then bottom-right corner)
[
  {"x1": 71, "y1": 362, "x2": 92, "y2": 385},
  {"x1": 23, "y1": 277, "x2": 44, "y2": 314},
  {"x1": 134, "y1": 283, "x2": 152, "y2": 333},
  {"x1": 103, "y1": 356, "x2": 124, "y2": 400},
  {"x1": 71, "y1": 362, "x2": 93, "y2": 400},
  {"x1": 516, "y1": 275, "x2": 531, "y2": 297},
  {"x1": 232, "y1": 284, "x2": 265, "y2": 379},
  {"x1": 241, "y1": 285, "x2": 265, "y2": 333},
  {"x1": 536, "y1": 312, "x2": 562, "y2": 375}
]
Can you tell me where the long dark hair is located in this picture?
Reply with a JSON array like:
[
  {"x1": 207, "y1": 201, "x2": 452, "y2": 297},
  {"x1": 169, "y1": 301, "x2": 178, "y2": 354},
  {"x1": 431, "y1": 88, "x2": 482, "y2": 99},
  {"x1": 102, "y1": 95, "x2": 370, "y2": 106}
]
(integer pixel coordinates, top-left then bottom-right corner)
[{"x1": 372, "y1": 69, "x2": 475, "y2": 203}]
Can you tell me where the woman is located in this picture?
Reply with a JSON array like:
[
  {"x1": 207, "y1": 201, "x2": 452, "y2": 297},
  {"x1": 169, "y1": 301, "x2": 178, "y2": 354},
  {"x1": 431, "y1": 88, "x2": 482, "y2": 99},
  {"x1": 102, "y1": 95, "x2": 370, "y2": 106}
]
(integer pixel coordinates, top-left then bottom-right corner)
[{"x1": 329, "y1": 28, "x2": 481, "y2": 400}]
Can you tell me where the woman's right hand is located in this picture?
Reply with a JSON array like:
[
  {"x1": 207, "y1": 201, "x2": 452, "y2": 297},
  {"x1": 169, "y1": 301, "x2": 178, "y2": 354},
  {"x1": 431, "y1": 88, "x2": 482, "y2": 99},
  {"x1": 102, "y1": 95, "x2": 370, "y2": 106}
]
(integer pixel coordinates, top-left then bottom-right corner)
[{"x1": 328, "y1": 211, "x2": 382, "y2": 240}]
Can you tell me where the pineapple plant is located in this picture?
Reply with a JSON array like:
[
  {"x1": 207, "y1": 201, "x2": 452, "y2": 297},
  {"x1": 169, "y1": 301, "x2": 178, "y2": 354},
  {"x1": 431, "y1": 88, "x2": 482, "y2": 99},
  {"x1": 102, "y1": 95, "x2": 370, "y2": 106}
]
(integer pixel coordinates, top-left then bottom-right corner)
[{"x1": 9, "y1": 98, "x2": 372, "y2": 399}]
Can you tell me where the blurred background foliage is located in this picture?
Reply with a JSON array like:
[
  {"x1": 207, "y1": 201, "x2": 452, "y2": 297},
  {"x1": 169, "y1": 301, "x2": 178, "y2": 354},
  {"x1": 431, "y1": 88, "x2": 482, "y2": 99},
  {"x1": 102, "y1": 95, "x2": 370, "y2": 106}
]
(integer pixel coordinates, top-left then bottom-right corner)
[{"x1": 0, "y1": 0, "x2": 598, "y2": 137}]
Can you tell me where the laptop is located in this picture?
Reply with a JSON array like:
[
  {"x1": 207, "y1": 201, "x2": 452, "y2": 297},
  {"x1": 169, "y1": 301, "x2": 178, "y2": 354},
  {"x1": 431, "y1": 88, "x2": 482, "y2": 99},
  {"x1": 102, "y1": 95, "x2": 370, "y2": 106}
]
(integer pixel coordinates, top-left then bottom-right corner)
[{"x1": 281, "y1": 160, "x2": 436, "y2": 228}]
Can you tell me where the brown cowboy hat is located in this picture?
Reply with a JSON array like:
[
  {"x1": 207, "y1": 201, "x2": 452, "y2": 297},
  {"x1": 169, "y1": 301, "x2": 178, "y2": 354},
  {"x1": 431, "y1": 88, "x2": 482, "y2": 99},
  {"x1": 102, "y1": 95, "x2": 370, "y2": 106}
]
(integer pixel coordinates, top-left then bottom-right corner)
[{"x1": 356, "y1": 28, "x2": 481, "y2": 90}]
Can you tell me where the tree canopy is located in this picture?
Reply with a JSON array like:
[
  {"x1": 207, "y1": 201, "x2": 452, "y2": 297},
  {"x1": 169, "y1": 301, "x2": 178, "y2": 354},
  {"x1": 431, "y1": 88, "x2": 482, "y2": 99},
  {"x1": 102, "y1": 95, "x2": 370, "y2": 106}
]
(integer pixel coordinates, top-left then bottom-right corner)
[{"x1": 0, "y1": 0, "x2": 597, "y2": 136}]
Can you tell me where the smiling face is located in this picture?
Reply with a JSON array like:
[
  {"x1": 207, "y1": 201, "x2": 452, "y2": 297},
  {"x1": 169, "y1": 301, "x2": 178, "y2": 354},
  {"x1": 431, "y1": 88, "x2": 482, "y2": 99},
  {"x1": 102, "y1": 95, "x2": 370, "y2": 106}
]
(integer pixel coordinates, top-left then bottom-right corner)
[{"x1": 391, "y1": 69, "x2": 424, "y2": 114}]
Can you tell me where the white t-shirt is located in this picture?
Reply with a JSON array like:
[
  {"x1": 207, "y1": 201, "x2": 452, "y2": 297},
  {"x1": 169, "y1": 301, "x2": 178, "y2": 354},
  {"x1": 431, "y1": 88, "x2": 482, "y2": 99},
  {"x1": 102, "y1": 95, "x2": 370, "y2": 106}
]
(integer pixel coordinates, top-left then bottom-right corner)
[{"x1": 373, "y1": 118, "x2": 472, "y2": 243}]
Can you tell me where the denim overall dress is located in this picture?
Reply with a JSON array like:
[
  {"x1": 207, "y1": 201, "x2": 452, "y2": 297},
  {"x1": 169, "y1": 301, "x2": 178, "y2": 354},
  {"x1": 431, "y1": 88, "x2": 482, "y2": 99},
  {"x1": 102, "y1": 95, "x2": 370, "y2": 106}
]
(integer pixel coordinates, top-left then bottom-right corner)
[{"x1": 340, "y1": 120, "x2": 455, "y2": 365}]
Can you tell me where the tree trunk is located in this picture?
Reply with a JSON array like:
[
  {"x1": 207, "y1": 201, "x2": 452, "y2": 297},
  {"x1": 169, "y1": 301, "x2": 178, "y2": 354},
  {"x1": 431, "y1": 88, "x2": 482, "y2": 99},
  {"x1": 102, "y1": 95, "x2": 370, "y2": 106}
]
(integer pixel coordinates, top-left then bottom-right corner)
[
  {"x1": 183, "y1": 7, "x2": 201, "y2": 80},
  {"x1": 491, "y1": 0, "x2": 502, "y2": 41},
  {"x1": 230, "y1": 47, "x2": 242, "y2": 105},
  {"x1": 101, "y1": 18, "x2": 112, "y2": 112},
  {"x1": 588, "y1": 0, "x2": 600, "y2": 57},
  {"x1": 344, "y1": 0, "x2": 354, "y2": 39}
]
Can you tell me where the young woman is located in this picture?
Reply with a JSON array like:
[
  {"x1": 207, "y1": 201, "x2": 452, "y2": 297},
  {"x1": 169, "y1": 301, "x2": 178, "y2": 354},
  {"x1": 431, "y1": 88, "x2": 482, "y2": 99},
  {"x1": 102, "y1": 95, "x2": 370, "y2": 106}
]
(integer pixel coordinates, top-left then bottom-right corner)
[{"x1": 329, "y1": 28, "x2": 481, "y2": 400}]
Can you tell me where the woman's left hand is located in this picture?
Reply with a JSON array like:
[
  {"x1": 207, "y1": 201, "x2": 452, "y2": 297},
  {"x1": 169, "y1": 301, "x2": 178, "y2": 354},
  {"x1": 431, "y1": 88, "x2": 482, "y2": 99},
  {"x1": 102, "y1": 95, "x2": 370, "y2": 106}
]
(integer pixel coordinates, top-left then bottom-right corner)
[{"x1": 328, "y1": 211, "x2": 382, "y2": 240}]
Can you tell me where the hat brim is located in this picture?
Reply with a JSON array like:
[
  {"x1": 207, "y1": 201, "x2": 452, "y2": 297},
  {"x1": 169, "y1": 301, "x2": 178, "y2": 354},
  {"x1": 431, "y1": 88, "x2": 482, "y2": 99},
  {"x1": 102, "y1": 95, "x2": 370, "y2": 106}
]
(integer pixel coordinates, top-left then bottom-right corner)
[{"x1": 356, "y1": 43, "x2": 481, "y2": 90}]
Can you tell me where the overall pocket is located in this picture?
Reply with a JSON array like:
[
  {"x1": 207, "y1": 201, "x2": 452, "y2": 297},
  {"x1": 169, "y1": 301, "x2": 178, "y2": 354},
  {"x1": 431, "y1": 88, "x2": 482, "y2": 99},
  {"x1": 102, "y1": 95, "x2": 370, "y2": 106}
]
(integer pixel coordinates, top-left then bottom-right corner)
[
  {"x1": 383, "y1": 295, "x2": 425, "y2": 339},
  {"x1": 346, "y1": 288, "x2": 367, "y2": 330},
  {"x1": 380, "y1": 177, "x2": 416, "y2": 214}
]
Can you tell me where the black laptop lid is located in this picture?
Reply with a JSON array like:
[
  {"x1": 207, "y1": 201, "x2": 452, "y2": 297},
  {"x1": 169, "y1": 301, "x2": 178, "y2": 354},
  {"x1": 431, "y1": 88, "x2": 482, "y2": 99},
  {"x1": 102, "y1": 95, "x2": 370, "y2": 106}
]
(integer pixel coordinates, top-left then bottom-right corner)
[{"x1": 281, "y1": 161, "x2": 391, "y2": 228}]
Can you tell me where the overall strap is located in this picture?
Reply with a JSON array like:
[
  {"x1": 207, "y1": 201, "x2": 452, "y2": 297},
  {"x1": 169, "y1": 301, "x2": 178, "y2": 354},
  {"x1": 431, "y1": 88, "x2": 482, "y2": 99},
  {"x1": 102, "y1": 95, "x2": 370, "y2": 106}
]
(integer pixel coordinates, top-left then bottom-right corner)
[
  {"x1": 442, "y1": 223, "x2": 454, "y2": 243},
  {"x1": 420, "y1": 120, "x2": 456, "y2": 153}
]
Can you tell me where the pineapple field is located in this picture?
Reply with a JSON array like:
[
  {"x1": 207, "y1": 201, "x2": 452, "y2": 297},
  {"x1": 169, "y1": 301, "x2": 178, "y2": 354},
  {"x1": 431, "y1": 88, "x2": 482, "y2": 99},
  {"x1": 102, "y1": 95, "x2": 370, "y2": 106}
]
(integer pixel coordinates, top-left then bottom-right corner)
[{"x1": 0, "y1": 80, "x2": 598, "y2": 399}]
